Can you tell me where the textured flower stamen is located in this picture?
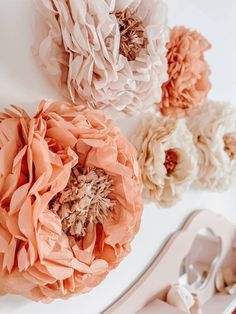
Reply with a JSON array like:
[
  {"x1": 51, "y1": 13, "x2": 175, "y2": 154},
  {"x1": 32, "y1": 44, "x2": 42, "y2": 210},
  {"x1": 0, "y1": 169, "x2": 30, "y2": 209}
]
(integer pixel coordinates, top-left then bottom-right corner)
[
  {"x1": 224, "y1": 135, "x2": 236, "y2": 160},
  {"x1": 115, "y1": 9, "x2": 147, "y2": 61},
  {"x1": 164, "y1": 149, "x2": 178, "y2": 176},
  {"x1": 50, "y1": 167, "x2": 115, "y2": 239}
]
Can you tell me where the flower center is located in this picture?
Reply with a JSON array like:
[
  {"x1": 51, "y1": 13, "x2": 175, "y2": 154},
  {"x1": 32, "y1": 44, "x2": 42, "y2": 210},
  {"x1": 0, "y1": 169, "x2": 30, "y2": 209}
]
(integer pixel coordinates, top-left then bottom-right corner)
[
  {"x1": 164, "y1": 149, "x2": 178, "y2": 176},
  {"x1": 224, "y1": 135, "x2": 236, "y2": 160},
  {"x1": 115, "y1": 9, "x2": 147, "y2": 61},
  {"x1": 50, "y1": 167, "x2": 115, "y2": 239}
]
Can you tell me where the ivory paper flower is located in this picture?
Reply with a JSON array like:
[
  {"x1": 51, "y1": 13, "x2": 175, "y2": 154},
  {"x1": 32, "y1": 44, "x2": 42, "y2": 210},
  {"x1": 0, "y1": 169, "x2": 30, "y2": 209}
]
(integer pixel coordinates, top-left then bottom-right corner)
[
  {"x1": 34, "y1": 0, "x2": 168, "y2": 115},
  {"x1": 187, "y1": 99, "x2": 236, "y2": 191},
  {"x1": 159, "y1": 26, "x2": 211, "y2": 118},
  {"x1": 166, "y1": 284, "x2": 201, "y2": 314},
  {"x1": 0, "y1": 100, "x2": 143, "y2": 302},
  {"x1": 133, "y1": 113, "x2": 197, "y2": 207}
]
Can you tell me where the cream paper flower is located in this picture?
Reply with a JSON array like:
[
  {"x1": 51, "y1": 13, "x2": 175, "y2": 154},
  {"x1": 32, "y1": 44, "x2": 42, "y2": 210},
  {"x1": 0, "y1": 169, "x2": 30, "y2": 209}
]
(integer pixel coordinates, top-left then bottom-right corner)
[
  {"x1": 166, "y1": 284, "x2": 202, "y2": 314},
  {"x1": 133, "y1": 113, "x2": 198, "y2": 207},
  {"x1": 34, "y1": 0, "x2": 168, "y2": 116},
  {"x1": 34, "y1": 0, "x2": 168, "y2": 114},
  {"x1": 187, "y1": 99, "x2": 236, "y2": 191}
]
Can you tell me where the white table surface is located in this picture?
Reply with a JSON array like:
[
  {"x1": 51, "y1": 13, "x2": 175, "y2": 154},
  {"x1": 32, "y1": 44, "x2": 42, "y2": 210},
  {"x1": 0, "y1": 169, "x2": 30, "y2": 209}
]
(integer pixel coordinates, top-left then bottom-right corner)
[{"x1": 0, "y1": 1, "x2": 236, "y2": 313}]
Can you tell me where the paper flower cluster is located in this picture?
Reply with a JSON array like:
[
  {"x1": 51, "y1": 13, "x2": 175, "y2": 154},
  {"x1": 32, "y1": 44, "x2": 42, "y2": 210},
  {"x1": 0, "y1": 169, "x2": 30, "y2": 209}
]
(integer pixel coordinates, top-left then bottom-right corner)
[
  {"x1": 1, "y1": 0, "x2": 236, "y2": 304},
  {"x1": 133, "y1": 113, "x2": 198, "y2": 207},
  {"x1": 187, "y1": 99, "x2": 236, "y2": 191},
  {"x1": 35, "y1": 0, "x2": 168, "y2": 115},
  {"x1": 160, "y1": 26, "x2": 211, "y2": 118},
  {"x1": 0, "y1": 101, "x2": 143, "y2": 302},
  {"x1": 33, "y1": 2, "x2": 236, "y2": 204},
  {"x1": 132, "y1": 98, "x2": 236, "y2": 205}
]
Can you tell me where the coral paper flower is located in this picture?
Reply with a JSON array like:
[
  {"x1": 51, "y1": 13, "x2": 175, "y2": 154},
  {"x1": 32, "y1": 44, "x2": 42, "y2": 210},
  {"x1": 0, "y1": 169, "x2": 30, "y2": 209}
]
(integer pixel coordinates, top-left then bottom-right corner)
[
  {"x1": 187, "y1": 99, "x2": 236, "y2": 191},
  {"x1": 34, "y1": 0, "x2": 168, "y2": 115},
  {"x1": 159, "y1": 26, "x2": 211, "y2": 118},
  {"x1": 133, "y1": 113, "x2": 197, "y2": 207},
  {"x1": 0, "y1": 101, "x2": 143, "y2": 302}
]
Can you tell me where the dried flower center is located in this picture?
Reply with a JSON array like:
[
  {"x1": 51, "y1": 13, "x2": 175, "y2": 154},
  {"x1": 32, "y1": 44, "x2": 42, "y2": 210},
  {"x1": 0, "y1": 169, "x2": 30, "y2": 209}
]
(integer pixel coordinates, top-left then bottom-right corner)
[
  {"x1": 224, "y1": 135, "x2": 236, "y2": 160},
  {"x1": 115, "y1": 9, "x2": 147, "y2": 61},
  {"x1": 50, "y1": 167, "x2": 115, "y2": 239},
  {"x1": 164, "y1": 149, "x2": 178, "y2": 176}
]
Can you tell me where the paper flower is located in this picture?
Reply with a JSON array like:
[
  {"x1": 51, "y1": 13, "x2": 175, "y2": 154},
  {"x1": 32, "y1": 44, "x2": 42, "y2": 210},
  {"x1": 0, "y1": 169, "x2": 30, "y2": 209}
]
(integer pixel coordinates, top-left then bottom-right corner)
[
  {"x1": 133, "y1": 113, "x2": 197, "y2": 207},
  {"x1": 0, "y1": 100, "x2": 143, "y2": 302},
  {"x1": 159, "y1": 26, "x2": 211, "y2": 118},
  {"x1": 34, "y1": 0, "x2": 168, "y2": 115},
  {"x1": 187, "y1": 99, "x2": 236, "y2": 191},
  {"x1": 166, "y1": 284, "x2": 199, "y2": 313}
]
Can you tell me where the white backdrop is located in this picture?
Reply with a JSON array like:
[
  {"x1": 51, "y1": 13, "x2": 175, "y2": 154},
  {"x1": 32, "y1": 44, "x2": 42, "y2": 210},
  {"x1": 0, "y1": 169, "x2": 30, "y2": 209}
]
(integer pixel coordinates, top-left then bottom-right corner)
[{"x1": 0, "y1": 1, "x2": 236, "y2": 313}]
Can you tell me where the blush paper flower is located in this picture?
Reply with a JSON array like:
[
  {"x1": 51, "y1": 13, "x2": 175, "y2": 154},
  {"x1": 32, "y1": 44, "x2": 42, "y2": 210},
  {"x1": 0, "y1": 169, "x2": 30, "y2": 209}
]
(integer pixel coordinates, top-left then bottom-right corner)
[
  {"x1": 34, "y1": 0, "x2": 168, "y2": 115},
  {"x1": 0, "y1": 100, "x2": 143, "y2": 302},
  {"x1": 133, "y1": 113, "x2": 198, "y2": 207},
  {"x1": 159, "y1": 26, "x2": 211, "y2": 118},
  {"x1": 187, "y1": 99, "x2": 236, "y2": 191}
]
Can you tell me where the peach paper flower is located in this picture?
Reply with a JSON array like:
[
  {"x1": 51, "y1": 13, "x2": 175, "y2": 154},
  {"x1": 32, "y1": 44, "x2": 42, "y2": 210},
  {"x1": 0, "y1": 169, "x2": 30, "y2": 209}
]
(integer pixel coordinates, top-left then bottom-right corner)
[
  {"x1": 159, "y1": 26, "x2": 211, "y2": 118},
  {"x1": 0, "y1": 100, "x2": 143, "y2": 302},
  {"x1": 187, "y1": 99, "x2": 236, "y2": 191},
  {"x1": 34, "y1": 0, "x2": 168, "y2": 116},
  {"x1": 133, "y1": 113, "x2": 198, "y2": 207}
]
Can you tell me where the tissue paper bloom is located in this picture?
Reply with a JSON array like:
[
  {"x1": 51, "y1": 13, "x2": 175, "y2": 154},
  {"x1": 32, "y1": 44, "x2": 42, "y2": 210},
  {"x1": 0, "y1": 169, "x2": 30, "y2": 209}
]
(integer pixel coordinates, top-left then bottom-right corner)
[
  {"x1": 187, "y1": 99, "x2": 236, "y2": 191},
  {"x1": 0, "y1": 101, "x2": 143, "y2": 302},
  {"x1": 166, "y1": 284, "x2": 196, "y2": 313},
  {"x1": 34, "y1": 0, "x2": 168, "y2": 115},
  {"x1": 159, "y1": 26, "x2": 211, "y2": 118},
  {"x1": 133, "y1": 113, "x2": 197, "y2": 207}
]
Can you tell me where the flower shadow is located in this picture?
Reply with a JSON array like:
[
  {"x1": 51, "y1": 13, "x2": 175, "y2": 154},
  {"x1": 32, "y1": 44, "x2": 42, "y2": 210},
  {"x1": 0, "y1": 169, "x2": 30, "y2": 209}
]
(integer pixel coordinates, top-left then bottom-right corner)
[{"x1": 0, "y1": 295, "x2": 29, "y2": 312}]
